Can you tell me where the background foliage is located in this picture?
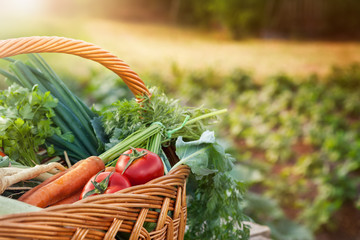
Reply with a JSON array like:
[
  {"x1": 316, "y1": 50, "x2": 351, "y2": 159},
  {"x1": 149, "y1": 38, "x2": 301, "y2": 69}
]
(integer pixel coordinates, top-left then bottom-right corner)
[
  {"x1": 98, "y1": 0, "x2": 360, "y2": 40},
  {"x1": 174, "y1": 0, "x2": 360, "y2": 39},
  {"x1": 79, "y1": 63, "x2": 360, "y2": 240}
]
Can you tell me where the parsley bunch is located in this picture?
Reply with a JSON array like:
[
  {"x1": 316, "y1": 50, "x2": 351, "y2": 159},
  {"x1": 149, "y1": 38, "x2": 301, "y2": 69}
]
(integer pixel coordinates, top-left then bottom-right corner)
[
  {"x1": 0, "y1": 84, "x2": 59, "y2": 166},
  {"x1": 0, "y1": 55, "x2": 106, "y2": 163}
]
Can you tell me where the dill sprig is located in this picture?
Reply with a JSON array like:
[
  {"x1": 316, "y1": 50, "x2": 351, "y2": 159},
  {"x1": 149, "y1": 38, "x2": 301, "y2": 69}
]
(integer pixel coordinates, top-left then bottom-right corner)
[{"x1": 100, "y1": 87, "x2": 224, "y2": 148}]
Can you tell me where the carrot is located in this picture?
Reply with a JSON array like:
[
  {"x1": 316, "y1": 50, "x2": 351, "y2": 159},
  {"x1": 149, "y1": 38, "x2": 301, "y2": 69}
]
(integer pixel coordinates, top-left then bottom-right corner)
[
  {"x1": 18, "y1": 166, "x2": 68, "y2": 201},
  {"x1": 50, "y1": 190, "x2": 82, "y2": 206},
  {"x1": 21, "y1": 156, "x2": 105, "y2": 207}
]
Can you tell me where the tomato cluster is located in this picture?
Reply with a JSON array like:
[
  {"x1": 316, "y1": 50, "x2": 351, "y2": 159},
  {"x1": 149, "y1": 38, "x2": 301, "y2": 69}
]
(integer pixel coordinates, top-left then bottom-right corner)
[{"x1": 81, "y1": 148, "x2": 164, "y2": 199}]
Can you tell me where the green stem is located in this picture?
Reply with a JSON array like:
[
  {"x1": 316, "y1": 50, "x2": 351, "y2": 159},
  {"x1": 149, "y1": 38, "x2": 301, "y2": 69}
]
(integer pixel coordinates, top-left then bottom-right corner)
[
  {"x1": 99, "y1": 123, "x2": 163, "y2": 163},
  {"x1": 100, "y1": 109, "x2": 226, "y2": 165},
  {"x1": 147, "y1": 131, "x2": 169, "y2": 174},
  {"x1": 185, "y1": 109, "x2": 227, "y2": 126},
  {"x1": 147, "y1": 132, "x2": 162, "y2": 155}
]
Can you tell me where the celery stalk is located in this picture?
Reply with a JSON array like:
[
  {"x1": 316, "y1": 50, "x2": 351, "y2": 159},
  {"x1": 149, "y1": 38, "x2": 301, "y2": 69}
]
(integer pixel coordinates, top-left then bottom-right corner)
[{"x1": 99, "y1": 123, "x2": 163, "y2": 163}]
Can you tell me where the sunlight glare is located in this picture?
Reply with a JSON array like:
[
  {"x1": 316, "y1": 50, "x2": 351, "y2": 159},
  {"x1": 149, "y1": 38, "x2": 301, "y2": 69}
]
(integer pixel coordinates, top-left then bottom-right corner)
[{"x1": 0, "y1": 0, "x2": 46, "y2": 18}]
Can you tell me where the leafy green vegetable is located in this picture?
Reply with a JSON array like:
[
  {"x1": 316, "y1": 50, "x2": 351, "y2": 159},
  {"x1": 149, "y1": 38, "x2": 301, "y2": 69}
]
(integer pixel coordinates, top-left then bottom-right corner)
[
  {"x1": 100, "y1": 87, "x2": 222, "y2": 147},
  {"x1": 0, "y1": 196, "x2": 41, "y2": 216},
  {"x1": 97, "y1": 84, "x2": 246, "y2": 239},
  {"x1": 173, "y1": 131, "x2": 250, "y2": 239},
  {"x1": 0, "y1": 55, "x2": 106, "y2": 162},
  {"x1": 0, "y1": 84, "x2": 59, "y2": 166},
  {"x1": 173, "y1": 130, "x2": 232, "y2": 176},
  {"x1": 0, "y1": 55, "x2": 250, "y2": 239},
  {"x1": 99, "y1": 87, "x2": 227, "y2": 173}
]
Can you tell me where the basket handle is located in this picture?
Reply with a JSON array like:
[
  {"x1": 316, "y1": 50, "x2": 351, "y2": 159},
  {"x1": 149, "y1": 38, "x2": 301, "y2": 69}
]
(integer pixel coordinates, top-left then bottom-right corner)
[{"x1": 0, "y1": 36, "x2": 150, "y2": 98}]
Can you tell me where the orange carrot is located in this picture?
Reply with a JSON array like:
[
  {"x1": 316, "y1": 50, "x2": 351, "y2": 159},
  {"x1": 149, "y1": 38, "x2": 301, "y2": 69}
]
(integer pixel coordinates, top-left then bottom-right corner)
[
  {"x1": 19, "y1": 159, "x2": 88, "y2": 201},
  {"x1": 21, "y1": 156, "x2": 105, "y2": 207},
  {"x1": 50, "y1": 190, "x2": 82, "y2": 206},
  {"x1": 18, "y1": 169, "x2": 68, "y2": 201}
]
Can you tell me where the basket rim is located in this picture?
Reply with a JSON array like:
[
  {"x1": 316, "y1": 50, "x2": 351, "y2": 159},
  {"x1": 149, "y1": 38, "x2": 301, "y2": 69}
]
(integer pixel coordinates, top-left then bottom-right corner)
[{"x1": 0, "y1": 36, "x2": 150, "y2": 98}]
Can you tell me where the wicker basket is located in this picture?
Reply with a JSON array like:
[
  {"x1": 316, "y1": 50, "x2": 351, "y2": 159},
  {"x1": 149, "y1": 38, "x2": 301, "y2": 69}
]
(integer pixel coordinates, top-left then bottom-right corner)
[{"x1": 0, "y1": 37, "x2": 191, "y2": 240}]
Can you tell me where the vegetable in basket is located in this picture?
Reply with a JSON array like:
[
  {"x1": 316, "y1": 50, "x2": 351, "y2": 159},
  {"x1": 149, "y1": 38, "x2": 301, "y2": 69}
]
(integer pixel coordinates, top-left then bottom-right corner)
[
  {"x1": 0, "y1": 151, "x2": 5, "y2": 157},
  {"x1": 19, "y1": 156, "x2": 105, "y2": 207},
  {"x1": 17, "y1": 146, "x2": 163, "y2": 206},
  {"x1": 0, "y1": 83, "x2": 60, "y2": 166},
  {"x1": 80, "y1": 170, "x2": 131, "y2": 199},
  {"x1": 17, "y1": 127, "x2": 168, "y2": 207},
  {"x1": 115, "y1": 147, "x2": 164, "y2": 186},
  {"x1": 0, "y1": 54, "x2": 250, "y2": 239},
  {"x1": 0, "y1": 54, "x2": 106, "y2": 163},
  {"x1": 98, "y1": 89, "x2": 251, "y2": 239},
  {"x1": 51, "y1": 190, "x2": 82, "y2": 205},
  {"x1": 14, "y1": 121, "x2": 165, "y2": 207}
]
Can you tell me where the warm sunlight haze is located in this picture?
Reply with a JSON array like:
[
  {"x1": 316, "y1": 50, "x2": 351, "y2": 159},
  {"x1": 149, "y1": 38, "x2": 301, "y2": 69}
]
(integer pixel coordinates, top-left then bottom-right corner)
[{"x1": 0, "y1": 1, "x2": 360, "y2": 240}]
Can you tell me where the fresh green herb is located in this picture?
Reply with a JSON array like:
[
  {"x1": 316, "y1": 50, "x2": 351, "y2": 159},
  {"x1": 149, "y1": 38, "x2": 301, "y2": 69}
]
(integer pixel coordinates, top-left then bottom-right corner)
[
  {"x1": 97, "y1": 87, "x2": 246, "y2": 240},
  {"x1": 0, "y1": 54, "x2": 107, "y2": 162},
  {"x1": 100, "y1": 87, "x2": 224, "y2": 147},
  {"x1": 174, "y1": 131, "x2": 250, "y2": 240},
  {"x1": 0, "y1": 55, "x2": 249, "y2": 238},
  {"x1": 99, "y1": 87, "x2": 226, "y2": 170},
  {"x1": 0, "y1": 84, "x2": 59, "y2": 166}
]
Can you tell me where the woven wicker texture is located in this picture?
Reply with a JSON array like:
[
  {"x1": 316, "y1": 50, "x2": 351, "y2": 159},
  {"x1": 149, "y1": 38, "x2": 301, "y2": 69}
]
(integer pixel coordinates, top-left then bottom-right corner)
[
  {"x1": 0, "y1": 36, "x2": 150, "y2": 98},
  {"x1": 0, "y1": 36, "x2": 190, "y2": 239},
  {"x1": 0, "y1": 165, "x2": 190, "y2": 239}
]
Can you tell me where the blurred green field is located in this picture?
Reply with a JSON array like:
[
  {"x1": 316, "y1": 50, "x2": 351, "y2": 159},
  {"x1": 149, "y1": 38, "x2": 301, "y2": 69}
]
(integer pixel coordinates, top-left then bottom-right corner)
[{"x1": 2, "y1": 6, "x2": 360, "y2": 240}]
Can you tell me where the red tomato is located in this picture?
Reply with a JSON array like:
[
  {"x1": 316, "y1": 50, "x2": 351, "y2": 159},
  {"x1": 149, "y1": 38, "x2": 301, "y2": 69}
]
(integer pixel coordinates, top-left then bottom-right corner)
[
  {"x1": 0, "y1": 148, "x2": 6, "y2": 157},
  {"x1": 80, "y1": 171, "x2": 131, "y2": 199},
  {"x1": 115, "y1": 148, "x2": 164, "y2": 186}
]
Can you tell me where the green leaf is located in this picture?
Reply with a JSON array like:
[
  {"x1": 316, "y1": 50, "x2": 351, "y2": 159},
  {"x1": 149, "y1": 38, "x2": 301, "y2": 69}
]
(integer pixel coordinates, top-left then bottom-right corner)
[
  {"x1": 4, "y1": 107, "x2": 18, "y2": 119},
  {"x1": 1, "y1": 54, "x2": 104, "y2": 163},
  {"x1": 90, "y1": 116, "x2": 108, "y2": 152},
  {"x1": 0, "y1": 117, "x2": 11, "y2": 133},
  {"x1": 59, "y1": 131, "x2": 75, "y2": 142},
  {"x1": 174, "y1": 130, "x2": 233, "y2": 178},
  {"x1": 100, "y1": 87, "x2": 221, "y2": 144},
  {"x1": 174, "y1": 131, "x2": 249, "y2": 239},
  {"x1": 19, "y1": 104, "x2": 34, "y2": 120},
  {"x1": 0, "y1": 156, "x2": 11, "y2": 167},
  {"x1": 14, "y1": 118, "x2": 25, "y2": 127},
  {"x1": 0, "y1": 83, "x2": 59, "y2": 166},
  {"x1": 46, "y1": 145, "x2": 55, "y2": 155}
]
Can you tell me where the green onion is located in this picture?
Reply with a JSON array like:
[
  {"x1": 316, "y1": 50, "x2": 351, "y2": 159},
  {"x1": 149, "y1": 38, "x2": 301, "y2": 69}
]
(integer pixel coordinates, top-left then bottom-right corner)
[{"x1": 0, "y1": 54, "x2": 105, "y2": 162}]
